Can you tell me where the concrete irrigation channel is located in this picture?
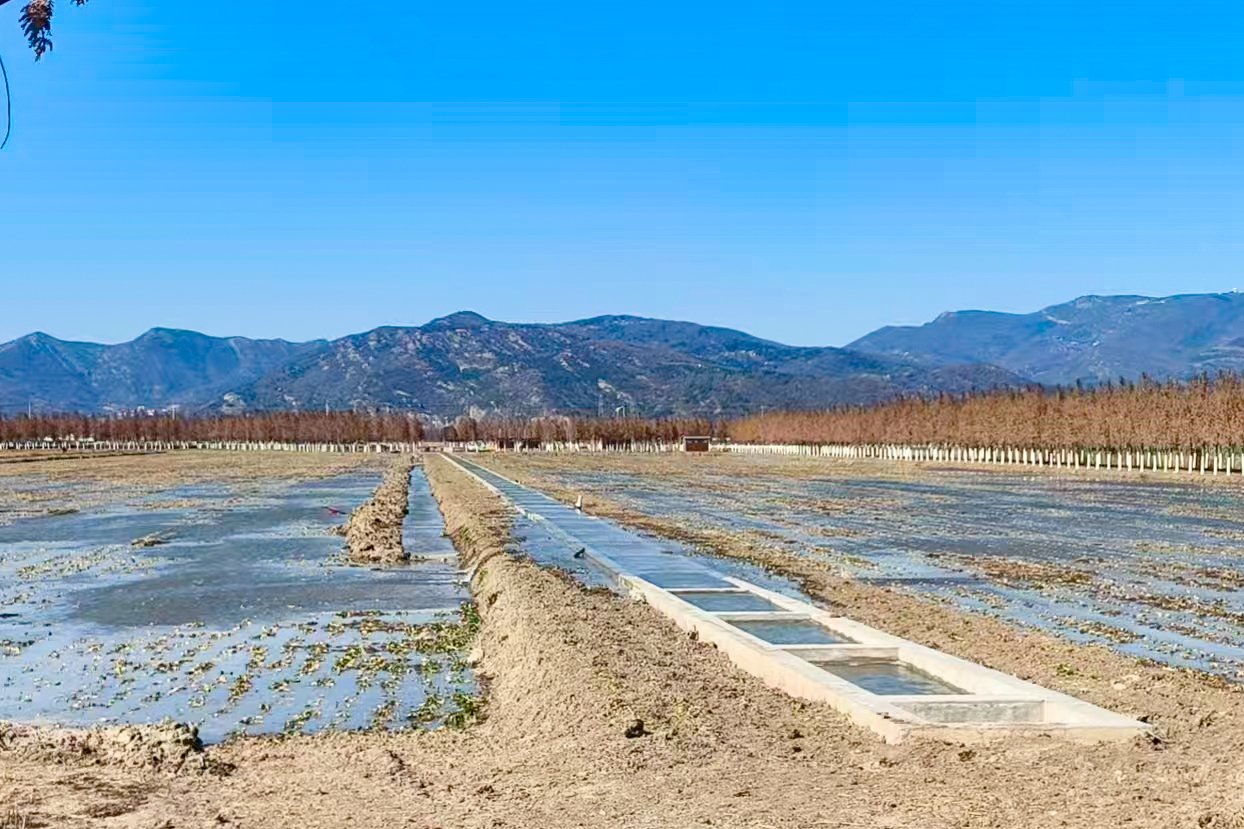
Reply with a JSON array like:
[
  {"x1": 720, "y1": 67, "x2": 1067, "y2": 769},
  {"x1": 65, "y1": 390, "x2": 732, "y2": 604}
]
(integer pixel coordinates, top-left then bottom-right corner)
[{"x1": 448, "y1": 455, "x2": 1149, "y2": 743}]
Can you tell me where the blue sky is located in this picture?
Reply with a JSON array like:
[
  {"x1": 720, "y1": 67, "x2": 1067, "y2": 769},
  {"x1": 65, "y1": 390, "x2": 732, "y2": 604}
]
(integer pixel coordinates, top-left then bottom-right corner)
[{"x1": 2, "y1": 0, "x2": 1243, "y2": 346}]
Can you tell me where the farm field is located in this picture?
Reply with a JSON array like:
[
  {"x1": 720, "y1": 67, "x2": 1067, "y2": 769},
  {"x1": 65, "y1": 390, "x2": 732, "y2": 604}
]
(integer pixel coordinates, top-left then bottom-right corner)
[
  {"x1": 5, "y1": 451, "x2": 1244, "y2": 827},
  {"x1": 0, "y1": 451, "x2": 478, "y2": 744},
  {"x1": 477, "y1": 451, "x2": 1244, "y2": 681}
]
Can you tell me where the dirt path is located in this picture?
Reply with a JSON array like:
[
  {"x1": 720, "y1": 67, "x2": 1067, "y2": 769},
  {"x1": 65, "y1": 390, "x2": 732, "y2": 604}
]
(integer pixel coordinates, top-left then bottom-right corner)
[{"x1": 3, "y1": 454, "x2": 1244, "y2": 827}]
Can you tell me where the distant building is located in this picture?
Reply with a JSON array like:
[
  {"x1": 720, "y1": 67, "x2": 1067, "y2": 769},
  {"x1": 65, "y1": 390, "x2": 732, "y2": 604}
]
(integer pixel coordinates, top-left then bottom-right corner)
[{"x1": 683, "y1": 436, "x2": 711, "y2": 452}]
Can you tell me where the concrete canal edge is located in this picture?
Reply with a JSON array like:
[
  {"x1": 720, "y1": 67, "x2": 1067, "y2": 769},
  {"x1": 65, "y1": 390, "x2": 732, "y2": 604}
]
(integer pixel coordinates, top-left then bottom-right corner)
[
  {"x1": 422, "y1": 453, "x2": 849, "y2": 751},
  {"x1": 443, "y1": 454, "x2": 1150, "y2": 745}
]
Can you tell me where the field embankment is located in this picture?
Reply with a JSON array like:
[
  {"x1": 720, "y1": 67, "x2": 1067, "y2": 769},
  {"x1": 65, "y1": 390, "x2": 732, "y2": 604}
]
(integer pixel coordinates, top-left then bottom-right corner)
[{"x1": 341, "y1": 454, "x2": 415, "y2": 563}]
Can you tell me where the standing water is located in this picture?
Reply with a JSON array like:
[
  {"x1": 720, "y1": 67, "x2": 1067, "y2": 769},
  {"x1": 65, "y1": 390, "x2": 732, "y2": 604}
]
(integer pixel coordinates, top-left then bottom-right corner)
[
  {"x1": 0, "y1": 465, "x2": 474, "y2": 742},
  {"x1": 500, "y1": 459, "x2": 1244, "y2": 680}
]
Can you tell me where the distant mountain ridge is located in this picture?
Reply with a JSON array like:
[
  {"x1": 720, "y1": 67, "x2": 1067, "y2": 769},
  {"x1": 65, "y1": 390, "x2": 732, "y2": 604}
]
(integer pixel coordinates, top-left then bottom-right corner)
[
  {"x1": 0, "y1": 314, "x2": 1022, "y2": 417},
  {"x1": 847, "y1": 292, "x2": 1244, "y2": 385},
  {"x1": 0, "y1": 329, "x2": 319, "y2": 414}
]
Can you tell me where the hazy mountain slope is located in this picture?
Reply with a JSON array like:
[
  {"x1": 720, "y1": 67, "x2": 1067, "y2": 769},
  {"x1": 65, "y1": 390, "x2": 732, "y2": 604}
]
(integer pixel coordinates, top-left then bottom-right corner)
[
  {"x1": 0, "y1": 312, "x2": 1024, "y2": 417},
  {"x1": 20, "y1": 291, "x2": 1244, "y2": 416},
  {"x1": 0, "y1": 333, "x2": 109, "y2": 413},
  {"x1": 0, "y1": 329, "x2": 316, "y2": 414},
  {"x1": 848, "y1": 293, "x2": 1244, "y2": 385},
  {"x1": 234, "y1": 312, "x2": 1024, "y2": 418}
]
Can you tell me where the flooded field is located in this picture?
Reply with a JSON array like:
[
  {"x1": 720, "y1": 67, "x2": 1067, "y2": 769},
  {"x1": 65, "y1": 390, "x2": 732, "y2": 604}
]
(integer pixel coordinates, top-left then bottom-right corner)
[
  {"x1": 9, "y1": 453, "x2": 1244, "y2": 829},
  {"x1": 0, "y1": 458, "x2": 474, "y2": 743},
  {"x1": 458, "y1": 459, "x2": 810, "y2": 600},
  {"x1": 477, "y1": 454, "x2": 1244, "y2": 681}
]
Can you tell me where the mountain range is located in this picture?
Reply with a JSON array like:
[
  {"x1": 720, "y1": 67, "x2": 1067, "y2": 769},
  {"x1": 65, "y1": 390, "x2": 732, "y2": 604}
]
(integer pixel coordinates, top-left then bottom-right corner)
[
  {"x1": 0, "y1": 312, "x2": 1019, "y2": 418},
  {"x1": 6, "y1": 292, "x2": 1244, "y2": 418},
  {"x1": 848, "y1": 292, "x2": 1244, "y2": 385},
  {"x1": 0, "y1": 329, "x2": 317, "y2": 415}
]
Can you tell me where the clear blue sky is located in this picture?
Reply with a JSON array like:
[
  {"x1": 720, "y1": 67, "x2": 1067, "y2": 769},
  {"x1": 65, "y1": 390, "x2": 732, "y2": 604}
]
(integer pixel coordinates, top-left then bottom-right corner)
[{"x1": 2, "y1": 0, "x2": 1243, "y2": 347}]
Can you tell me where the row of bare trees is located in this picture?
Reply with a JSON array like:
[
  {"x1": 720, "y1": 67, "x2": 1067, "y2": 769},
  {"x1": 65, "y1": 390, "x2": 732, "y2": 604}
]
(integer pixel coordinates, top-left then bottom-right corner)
[
  {"x1": 441, "y1": 415, "x2": 722, "y2": 444},
  {"x1": 0, "y1": 412, "x2": 425, "y2": 444},
  {"x1": 14, "y1": 374, "x2": 1244, "y2": 451},
  {"x1": 729, "y1": 374, "x2": 1244, "y2": 450},
  {"x1": 0, "y1": 411, "x2": 722, "y2": 445}
]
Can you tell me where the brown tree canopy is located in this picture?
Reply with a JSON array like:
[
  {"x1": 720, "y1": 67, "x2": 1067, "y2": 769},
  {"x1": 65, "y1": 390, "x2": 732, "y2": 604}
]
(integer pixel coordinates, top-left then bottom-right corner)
[
  {"x1": 728, "y1": 372, "x2": 1244, "y2": 451},
  {"x1": 11, "y1": 373, "x2": 1244, "y2": 451}
]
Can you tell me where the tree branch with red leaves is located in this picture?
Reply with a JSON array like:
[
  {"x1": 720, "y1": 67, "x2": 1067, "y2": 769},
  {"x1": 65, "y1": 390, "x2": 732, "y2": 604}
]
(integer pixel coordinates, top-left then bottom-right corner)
[{"x1": 6, "y1": 0, "x2": 91, "y2": 60}]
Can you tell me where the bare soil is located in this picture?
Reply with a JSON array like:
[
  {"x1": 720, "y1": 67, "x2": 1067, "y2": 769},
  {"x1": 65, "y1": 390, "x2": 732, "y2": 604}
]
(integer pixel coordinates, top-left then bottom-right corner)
[
  {"x1": 3, "y1": 452, "x2": 1244, "y2": 827},
  {"x1": 341, "y1": 455, "x2": 415, "y2": 563},
  {"x1": 0, "y1": 722, "x2": 210, "y2": 774}
]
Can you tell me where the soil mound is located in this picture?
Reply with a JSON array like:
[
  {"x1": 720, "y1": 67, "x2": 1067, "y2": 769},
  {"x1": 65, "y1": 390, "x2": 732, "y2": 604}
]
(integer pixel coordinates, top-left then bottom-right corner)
[
  {"x1": 0, "y1": 721, "x2": 207, "y2": 773},
  {"x1": 343, "y1": 455, "x2": 415, "y2": 563}
]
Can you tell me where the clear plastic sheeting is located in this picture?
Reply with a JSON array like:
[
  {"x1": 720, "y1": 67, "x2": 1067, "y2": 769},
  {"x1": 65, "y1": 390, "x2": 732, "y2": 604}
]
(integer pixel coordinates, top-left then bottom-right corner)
[
  {"x1": 404, "y1": 466, "x2": 458, "y2": 560},
  {"x1": 0, "y1": 470, "x2": 474, "y2": 743},
  {"x1": 457, "y1": 459, "x2": 809, "y2": 602},
  {"x1": 728, "y1": 619, "x2": 850, "y2": 645},
  {"x1": 815, "y1": 661, "x2": 966, "y2": 696},
  {"x1": 672, "y1": 591, "x2": 783, "y2": 612},
  {"x1": 502, "y1": 463, "x2": 1244, "y2": 680},
  {"x1": 507, "y1": 512, "x2": 617, "y2": 590}
]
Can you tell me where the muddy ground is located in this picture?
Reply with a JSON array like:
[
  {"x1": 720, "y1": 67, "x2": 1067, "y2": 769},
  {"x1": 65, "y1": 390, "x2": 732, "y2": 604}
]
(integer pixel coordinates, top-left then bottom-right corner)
[
  {"x1": 4, "y1": 452, "x2": 1244, "y2": 826},
  {"x1": 0, "y1": 451, "x2": 389, "y2": 526}
]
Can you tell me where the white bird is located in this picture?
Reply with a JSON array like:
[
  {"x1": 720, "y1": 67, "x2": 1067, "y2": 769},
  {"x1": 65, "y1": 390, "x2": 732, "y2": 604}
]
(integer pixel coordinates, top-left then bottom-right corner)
[{"x1": 574, "y1": 494, "x2": 583, "y2": 511}]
